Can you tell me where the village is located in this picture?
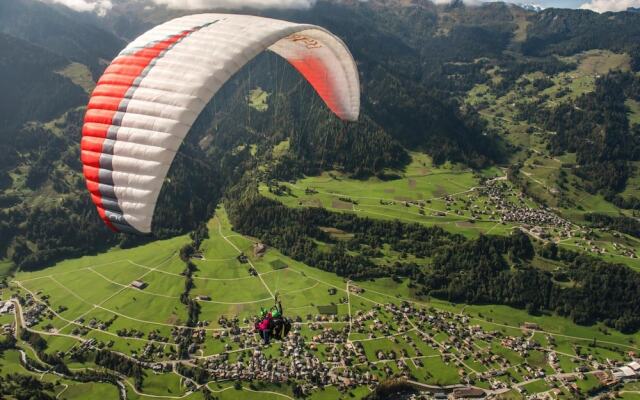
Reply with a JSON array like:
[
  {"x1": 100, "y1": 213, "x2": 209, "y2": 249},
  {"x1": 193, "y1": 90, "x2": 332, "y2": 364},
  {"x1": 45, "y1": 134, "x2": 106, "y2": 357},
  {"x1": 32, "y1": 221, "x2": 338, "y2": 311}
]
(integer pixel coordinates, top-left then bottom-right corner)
[
  {"x1": 378, "y1": 179, "x2": 575, "y2": 243},
  {"x1": 272, "y1": 163, "x2": 640, "y2": 265},
  {"x1": 458, "y1": 180, "x2": 637, "y2": 260},
  {"x1": 7, "y1": 288, "x2": 640, "y2": 399}
]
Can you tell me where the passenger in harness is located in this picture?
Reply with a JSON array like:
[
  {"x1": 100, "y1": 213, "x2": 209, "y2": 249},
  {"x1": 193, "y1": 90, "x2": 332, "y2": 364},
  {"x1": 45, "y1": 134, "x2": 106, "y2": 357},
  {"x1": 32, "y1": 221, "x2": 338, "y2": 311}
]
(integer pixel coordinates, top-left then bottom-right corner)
[
  {"x1": 254, "y1": 296, "x2": 292, "y2": 343},
  {"x1": 255, "y1": 307, "x2": 272, "y2": 344}
]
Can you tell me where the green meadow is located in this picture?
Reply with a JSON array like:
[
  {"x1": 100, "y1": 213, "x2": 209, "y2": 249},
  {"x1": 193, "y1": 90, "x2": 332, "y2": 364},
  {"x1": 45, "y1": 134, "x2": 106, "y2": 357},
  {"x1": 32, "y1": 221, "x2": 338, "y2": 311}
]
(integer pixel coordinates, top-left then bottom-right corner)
[
  {"x1": 261, "y1": 149, "x2": 640, "y2": 270},
  {"x1": 6, "y1": 206, "x2": 640, "y2": 398},
  {"x1": 56, "y1": 62, "x2": 95, "y2": 94},
  {"x1": 260, "y1": 152, "x2": 517, "y2": 238},
  {"x1": 247, "y1": 86, "x2": 270, "y2": 112}
]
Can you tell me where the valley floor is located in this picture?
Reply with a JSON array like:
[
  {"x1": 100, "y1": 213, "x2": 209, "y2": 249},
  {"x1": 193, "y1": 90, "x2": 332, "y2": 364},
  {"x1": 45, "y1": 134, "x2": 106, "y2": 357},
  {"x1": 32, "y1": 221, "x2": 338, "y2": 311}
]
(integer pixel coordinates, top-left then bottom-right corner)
[
  {"x1": 262, "y1": 152, "x2": 640, "y2": 272},
  {"x1": 2, "y1": 207, "x2": 639, "y2": 399}
]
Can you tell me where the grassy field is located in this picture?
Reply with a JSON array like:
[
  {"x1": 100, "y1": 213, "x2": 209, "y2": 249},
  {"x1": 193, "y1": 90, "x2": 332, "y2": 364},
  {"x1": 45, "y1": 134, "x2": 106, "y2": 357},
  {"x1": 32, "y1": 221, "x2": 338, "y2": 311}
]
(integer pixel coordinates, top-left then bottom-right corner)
[
  {"x1": 55, "y1": 62, "x2": 95, "y2": 94},
  {"x1": 272, "y1": 139, "x2": 290, "y2": 158},
  {"x1": 6, "y1": 205, "x2": 639, "y2": 398},
  {"x1": 0, "y1": 260, "x2": 13, "y2": 278},
  {"x1": 247, "y1": 86, "x2": 270, "y2": 112},
  {"x1": 521, "y1": 379, "x2": 550, "y2": 394},
  {"x1": 570, "y1": 50, "x2": 631, "y2": 75},
  {"x1": 468, "y1": 304, "x2": 639, "y2": 350},
  {"x1": 61, "y1": 382, "x2": 121, "y2": 399},
  {"x1": 623, "y1": 381, "x2": 640, "y2": 399},
  {"x1": 261, "y1": 152, "x2": 517, "y2": 238}
]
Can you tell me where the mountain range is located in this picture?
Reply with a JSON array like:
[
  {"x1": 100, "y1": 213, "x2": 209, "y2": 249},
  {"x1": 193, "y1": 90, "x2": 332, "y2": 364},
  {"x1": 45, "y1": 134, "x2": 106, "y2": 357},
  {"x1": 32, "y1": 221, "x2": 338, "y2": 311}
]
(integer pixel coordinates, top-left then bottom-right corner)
[
  {"x1": 1, "y1": 1, "x2": 640, "y2": 398},
  {"x1": 2, "y1": 0, "x2": 640, "y2": 265}
]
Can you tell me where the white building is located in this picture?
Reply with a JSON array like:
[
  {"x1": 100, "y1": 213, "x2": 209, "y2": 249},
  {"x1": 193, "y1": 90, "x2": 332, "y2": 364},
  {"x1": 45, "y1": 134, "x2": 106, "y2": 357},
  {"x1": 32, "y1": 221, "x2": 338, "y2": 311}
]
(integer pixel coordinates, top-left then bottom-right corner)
[
  {"x1": 0, "y1": 301, "x2": 14, "y2": 314},
  {"x1": 614, "y1": 366, "x2": 638, "y2": 381}
]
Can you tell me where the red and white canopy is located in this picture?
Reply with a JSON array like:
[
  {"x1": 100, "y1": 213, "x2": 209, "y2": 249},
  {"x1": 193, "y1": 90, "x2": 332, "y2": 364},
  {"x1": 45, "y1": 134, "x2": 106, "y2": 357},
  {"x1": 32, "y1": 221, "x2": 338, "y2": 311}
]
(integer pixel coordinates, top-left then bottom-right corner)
[{"x1": 81, "y1": 14, "x2": 360, "y2": 234}]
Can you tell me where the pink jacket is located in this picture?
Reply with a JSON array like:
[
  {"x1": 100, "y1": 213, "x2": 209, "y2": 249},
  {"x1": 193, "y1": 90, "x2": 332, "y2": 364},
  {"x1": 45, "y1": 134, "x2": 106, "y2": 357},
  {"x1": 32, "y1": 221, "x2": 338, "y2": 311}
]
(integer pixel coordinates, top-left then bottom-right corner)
[{"x1": 258, "y1": 316, "x2": 271, "y2": 331}]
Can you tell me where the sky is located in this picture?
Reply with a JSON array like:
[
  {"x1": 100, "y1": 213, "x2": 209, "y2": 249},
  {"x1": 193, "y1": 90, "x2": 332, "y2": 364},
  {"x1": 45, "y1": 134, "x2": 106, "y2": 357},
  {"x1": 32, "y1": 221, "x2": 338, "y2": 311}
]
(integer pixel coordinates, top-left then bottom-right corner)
[
  {"x1": 512, "y1": 0, "x2": 640, "y2": 12},
  {"x1": 42, "y1": 0, "x2": 640, "y2": 15}
]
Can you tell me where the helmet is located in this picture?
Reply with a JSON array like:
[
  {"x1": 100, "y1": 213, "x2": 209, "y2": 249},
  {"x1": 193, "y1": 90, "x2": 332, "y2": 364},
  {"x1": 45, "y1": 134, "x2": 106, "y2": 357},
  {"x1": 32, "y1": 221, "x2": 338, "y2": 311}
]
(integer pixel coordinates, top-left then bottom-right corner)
[
  {"x1": 259, "y1": 307, "x2": 268, "y2": 318},
  {"x1": 272, "y1": 309, "x2": 281, "y2": 318}
]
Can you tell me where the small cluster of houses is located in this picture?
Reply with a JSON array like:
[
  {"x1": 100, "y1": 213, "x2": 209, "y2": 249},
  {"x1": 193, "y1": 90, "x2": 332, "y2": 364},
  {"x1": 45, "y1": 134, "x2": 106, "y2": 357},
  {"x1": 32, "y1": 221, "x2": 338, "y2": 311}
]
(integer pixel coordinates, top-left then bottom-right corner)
[
  {"x1": 379, "y1": 178, "x2": 578, "y2": 243},
  {"x1": 480, "y1": 182, "x2": 571, "y2": 232},
  {"x1": 611, "y1": 242, "x2": 637, "y2": 258},
  {"x1": 20, "y1": 295, "x2": 48, "y2": 327},
  {"x1": 0, "y1": 300, "x2": 14, "y2": 315},
  {"x1": 613, "y1": 361, "x2": 640, "y2": 381},
  {"x1": 0, "y1": 301, "x2": 14, "y2": 336}
]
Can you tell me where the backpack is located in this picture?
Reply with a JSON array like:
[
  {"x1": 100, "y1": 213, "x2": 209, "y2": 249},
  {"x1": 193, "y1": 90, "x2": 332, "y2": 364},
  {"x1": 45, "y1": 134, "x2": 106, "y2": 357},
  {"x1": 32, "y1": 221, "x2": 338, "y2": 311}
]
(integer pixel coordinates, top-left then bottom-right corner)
[
  {"x1": 283, "y1": 318, "x2": 292, "y2": 337},
  {"x1": 271, "y1": 317, "x2": 284, "y2": 340}
]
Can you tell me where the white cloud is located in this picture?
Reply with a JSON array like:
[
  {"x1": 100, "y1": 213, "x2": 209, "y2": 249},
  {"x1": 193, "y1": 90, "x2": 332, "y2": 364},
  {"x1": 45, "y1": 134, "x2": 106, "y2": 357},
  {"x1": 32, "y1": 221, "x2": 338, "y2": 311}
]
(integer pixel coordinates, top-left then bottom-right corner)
[
  {"x1": 44, "y1": 0, "x2": 113, "y2": 16},
  {"x1": 150, "y1": 0, "x2": 316, "y2": 10},
  {"x1": 580, "y1": 0, "x2": 640, "y2": 12}
]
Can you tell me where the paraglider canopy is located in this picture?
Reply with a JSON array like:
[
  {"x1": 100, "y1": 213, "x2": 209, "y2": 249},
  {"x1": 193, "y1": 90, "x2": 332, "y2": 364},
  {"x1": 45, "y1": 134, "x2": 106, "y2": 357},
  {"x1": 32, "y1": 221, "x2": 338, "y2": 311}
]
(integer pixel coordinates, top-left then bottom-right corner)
[{"x1": 81, "y1": 14, "x2": 361, "y2": 234}]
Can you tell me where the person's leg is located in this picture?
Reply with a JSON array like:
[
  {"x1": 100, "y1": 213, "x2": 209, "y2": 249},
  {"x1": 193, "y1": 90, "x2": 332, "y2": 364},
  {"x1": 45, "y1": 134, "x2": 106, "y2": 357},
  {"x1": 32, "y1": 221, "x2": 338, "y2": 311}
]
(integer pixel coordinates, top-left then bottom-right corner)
[{"x1": 263, "y1": 329, "x2": 270, "y2": 344}]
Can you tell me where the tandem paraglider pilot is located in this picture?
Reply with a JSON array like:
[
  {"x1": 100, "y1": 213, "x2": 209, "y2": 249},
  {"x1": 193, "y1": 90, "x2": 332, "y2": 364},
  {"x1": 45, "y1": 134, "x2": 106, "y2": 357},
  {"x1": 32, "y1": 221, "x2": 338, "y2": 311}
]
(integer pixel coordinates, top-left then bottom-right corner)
[{"x1": 255, "y1": 296, "x2": 291, "y2": 345}]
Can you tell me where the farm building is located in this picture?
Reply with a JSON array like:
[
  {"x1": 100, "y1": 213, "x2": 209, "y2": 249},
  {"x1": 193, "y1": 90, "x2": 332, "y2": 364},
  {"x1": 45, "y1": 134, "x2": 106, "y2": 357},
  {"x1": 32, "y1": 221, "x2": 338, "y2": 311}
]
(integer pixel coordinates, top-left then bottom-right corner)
[
  {"x1": 0, "y1": 301, "x2": 14, "y2": 314},
  {"x1": 613, "y1": 366, "x2": 638, "y2": 381},
  {"x1": 348, "y1": 285, "x2": 364, "y2": 294},
  {"x1": 254, "y1": 243, "x2": 267, "y2": 256},
  {"x1": 131, "y1": 280, "x2": 147, "y2": 289}
]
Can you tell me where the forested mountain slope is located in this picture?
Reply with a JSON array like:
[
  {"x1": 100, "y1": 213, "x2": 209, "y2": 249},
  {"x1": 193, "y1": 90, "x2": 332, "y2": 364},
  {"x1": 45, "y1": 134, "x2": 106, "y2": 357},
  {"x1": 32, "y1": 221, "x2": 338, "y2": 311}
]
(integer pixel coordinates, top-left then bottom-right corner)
[
  {"x1": 1, "y1": 0, "x2": 640, "y2": 283},
  {"x1": 0, "y1": 0, "x2": 124, "y2": 76},
  {"x1": 0, "y1": 33, "x2": 86, "y2": 136}
]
